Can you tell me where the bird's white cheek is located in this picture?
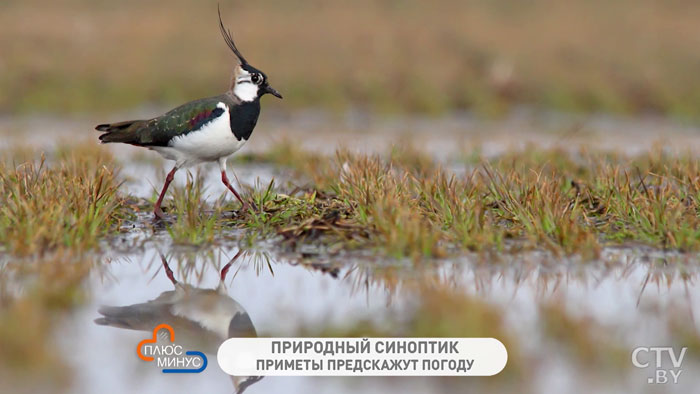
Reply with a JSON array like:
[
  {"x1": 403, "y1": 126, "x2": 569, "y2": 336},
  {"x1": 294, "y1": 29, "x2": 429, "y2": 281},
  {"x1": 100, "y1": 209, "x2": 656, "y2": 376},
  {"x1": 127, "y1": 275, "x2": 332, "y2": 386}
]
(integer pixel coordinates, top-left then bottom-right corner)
[{"x1": 234, "y1": 83, "x2": 258, "y2": 102}]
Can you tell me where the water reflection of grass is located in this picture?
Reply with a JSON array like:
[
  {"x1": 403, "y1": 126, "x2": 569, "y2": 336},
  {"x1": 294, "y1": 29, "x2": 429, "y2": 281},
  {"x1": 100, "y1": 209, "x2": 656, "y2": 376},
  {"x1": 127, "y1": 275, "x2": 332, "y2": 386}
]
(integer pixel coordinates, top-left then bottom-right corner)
[
  {"x1": 290, "y1": 261, "x2": 640, "y2": 391},
  {"x1": 541, "y1": 302, "x2": 629, "y2": 372},
  {"x1": 0, "y1": 251, "x2": 94, "y2": 392},
  {"x1": 313, "y1": 284, "x2": 529, "y2": 391},
  {"x1": 1, "y1": 241, "x2": 694, "y2": 391}
]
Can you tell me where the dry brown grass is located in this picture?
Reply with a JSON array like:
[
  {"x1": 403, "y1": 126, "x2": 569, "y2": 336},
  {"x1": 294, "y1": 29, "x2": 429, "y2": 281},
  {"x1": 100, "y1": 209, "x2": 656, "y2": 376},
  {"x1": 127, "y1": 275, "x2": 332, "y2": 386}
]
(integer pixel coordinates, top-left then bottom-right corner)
[{"x1": 1, "y1": 0, "x2": 698, "y2": 116}]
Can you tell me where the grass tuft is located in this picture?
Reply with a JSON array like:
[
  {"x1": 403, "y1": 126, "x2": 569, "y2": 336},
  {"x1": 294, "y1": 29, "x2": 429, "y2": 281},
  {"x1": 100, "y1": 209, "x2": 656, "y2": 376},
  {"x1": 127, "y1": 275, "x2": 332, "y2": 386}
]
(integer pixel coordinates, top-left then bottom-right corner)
[
  {"x1": 228, "y1": 142, "x2": 700, "y2": 258},
  {"x1": 0, "y1": 145, "x2": 129, "y2": 256},
  {"x1": 165, "y1": 171, "x2": 222, "y2": 245}
]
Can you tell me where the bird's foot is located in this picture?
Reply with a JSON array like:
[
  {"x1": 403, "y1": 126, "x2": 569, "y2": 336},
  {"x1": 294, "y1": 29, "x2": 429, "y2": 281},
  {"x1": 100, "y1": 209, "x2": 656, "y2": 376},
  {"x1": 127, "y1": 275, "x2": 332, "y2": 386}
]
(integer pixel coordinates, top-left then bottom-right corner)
[
  {"x1": 153, "y1": 207, "x2": 166, "y2": 221},
  {"x1": 239, "y1": 200, "x2": 258, "y2": 214}
]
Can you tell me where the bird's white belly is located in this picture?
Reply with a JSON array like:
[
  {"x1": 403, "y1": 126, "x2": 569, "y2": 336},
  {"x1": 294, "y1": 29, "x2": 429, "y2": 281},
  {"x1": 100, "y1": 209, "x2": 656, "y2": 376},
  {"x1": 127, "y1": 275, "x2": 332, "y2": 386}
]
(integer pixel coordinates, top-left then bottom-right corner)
[{"x1": 152, "y1": 103, "x2": 247, "y2": 167}]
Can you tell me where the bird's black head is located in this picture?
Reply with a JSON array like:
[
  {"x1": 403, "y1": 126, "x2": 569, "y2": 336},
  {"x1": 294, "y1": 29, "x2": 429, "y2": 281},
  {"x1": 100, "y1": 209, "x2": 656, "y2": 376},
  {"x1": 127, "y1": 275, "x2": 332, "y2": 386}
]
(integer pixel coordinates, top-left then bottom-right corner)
[{"x1": 218, "y1": 6, "x2": 282, "y2": 102}]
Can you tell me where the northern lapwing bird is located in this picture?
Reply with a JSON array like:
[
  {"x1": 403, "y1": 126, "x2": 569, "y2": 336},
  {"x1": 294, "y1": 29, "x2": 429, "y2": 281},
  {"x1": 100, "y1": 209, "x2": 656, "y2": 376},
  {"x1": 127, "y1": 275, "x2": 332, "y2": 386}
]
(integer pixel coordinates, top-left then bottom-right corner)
[
  {"x1": 95, "y1": 250, "x2": 263, "y2": 394},
  {"x1": 96, "y1": 7, "x2": 282, "y2": 220}
]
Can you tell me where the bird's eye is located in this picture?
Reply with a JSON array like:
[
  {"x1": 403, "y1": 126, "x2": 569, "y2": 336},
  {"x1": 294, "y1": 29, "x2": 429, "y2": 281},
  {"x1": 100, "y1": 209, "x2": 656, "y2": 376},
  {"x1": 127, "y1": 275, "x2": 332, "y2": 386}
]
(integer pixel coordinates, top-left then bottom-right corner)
[{"x1": 251, "y1": 73, "x2": 262, "y2": 85}]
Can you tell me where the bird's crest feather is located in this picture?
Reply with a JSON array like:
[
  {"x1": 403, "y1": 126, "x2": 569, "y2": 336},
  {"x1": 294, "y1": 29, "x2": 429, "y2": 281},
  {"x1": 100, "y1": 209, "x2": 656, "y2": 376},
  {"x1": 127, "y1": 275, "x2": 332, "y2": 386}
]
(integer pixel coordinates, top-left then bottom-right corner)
[{"x1": 218, "y1": 4, "x2": 247, "y2": 66}]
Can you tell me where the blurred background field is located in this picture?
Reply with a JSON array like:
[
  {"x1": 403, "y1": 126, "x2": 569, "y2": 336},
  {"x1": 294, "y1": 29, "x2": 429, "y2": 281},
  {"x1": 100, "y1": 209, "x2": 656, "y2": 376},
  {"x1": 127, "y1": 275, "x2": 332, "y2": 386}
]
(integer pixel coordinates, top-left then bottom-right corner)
[{"x1": 1, "y1": 0, "x2": 699, "y2": 118}]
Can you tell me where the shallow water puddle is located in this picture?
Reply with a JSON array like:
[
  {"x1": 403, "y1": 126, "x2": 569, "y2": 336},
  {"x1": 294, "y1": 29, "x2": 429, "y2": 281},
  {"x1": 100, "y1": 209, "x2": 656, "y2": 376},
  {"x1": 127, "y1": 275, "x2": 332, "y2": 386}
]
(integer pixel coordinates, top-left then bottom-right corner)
[
  {"x1": 55, "y1": 247, "x2": 410, "y2": 394},
  {"x1": 50, "y1": 244, "x2": 700, "y2": 394}
]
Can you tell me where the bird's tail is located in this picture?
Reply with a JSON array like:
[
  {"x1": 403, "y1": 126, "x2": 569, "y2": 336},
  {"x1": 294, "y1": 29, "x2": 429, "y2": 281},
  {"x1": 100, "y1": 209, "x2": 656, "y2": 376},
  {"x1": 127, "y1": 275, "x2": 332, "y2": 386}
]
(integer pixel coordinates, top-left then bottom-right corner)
[
  {"x1": 95, "y1": 120, "x2": 144, "y2": 144},
  {"x1": 94, "y1": 304, "x2": 162, "y2": 330}
]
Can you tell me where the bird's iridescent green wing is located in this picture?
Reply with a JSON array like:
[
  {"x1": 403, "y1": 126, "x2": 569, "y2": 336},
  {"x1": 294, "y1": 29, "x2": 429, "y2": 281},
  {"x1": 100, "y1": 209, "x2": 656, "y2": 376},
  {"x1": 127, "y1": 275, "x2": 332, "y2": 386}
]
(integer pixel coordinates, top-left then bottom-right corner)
[
  {"x1": 97, "y1": 95, "x2": 229, "y2": 146},
  {"x1": 136, "y1": 96, "x2": 228, "y2": 146}
]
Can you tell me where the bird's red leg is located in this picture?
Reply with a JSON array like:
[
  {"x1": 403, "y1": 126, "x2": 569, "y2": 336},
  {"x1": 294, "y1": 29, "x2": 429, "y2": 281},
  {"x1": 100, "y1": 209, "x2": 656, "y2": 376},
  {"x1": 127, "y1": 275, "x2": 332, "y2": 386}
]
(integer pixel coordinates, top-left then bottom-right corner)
[
  {"x1": 220, "y1": 249, "x2": 245, "y2": 282},
  {"x1": 221, "y1": 170, "x2": 252, "y2": 212},
  {"x1": 154, "y1": 167, "x2": 178, "y2": 220},
  {"x1": 159, "y1": 253, "x2": 178, "y2": 285}
]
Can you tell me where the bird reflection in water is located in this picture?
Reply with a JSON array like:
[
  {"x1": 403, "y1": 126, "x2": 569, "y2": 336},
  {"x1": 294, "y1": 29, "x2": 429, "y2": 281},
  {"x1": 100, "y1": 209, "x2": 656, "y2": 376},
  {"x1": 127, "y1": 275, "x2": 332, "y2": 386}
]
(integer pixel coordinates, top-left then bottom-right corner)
[{"x1": 94, "y1": 249, "x2": 263, "y2": 394}]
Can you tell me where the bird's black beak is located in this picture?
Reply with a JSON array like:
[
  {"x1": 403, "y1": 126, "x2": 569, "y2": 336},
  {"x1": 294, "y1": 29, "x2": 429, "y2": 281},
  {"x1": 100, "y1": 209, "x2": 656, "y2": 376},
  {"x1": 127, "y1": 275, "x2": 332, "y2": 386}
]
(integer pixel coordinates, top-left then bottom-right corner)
[{"x1": 264, "y1": 85, "x2": 283, "y2": 99}]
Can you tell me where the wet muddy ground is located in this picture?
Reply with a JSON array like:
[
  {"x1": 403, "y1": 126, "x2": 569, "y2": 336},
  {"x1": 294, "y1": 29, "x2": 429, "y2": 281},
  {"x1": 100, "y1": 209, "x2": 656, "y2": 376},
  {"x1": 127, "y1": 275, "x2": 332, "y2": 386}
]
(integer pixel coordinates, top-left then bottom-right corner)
[{"x1": 3, "y1": 110, "x2": 700, "y2": 393}]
